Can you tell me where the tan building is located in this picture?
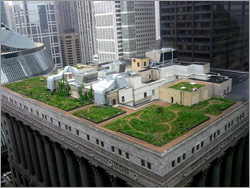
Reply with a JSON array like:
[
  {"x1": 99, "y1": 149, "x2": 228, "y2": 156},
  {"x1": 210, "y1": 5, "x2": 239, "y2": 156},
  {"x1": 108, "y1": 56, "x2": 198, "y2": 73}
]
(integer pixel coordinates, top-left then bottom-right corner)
[
  {"x1": 159, "y1": 79, "x2": 212, "y2": 106},
  {"x1": 131, "y1": 57, "x2": 150, "y2": 72},
  {"x1": 61, "y1": 32, "x2": 81, "y2": 66}
]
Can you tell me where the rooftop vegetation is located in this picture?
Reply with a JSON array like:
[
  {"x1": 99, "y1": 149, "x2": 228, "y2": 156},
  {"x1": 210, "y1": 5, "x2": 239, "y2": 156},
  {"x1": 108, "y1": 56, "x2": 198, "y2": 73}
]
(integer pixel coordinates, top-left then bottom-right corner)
[
  {"x1": 3, "y1": 76, "x2": 91, "y2": 111},
  {"x1": 104, "y1": 97, "x2": 235, "y2": 146},
  {"x1": 169, "y1": 82, "x2": 204, "y2": 91},
  {"x1": 73, "y1": 65, "x2": 85, "y2": 69},
  {"x1": 73, "y1": 105, "x2": 126, "y2": 123}
]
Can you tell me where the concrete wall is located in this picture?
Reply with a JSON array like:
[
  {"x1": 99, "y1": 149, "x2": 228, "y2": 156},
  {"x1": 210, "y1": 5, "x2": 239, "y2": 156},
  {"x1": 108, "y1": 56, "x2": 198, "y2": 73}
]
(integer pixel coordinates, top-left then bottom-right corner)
[
  {"x1": 118, "y1": 87, "x2": 133, "y2": 104},
  {"x1": 213, "y1": 79, "x2": 232, "y2": 97},
  {"x1": 106, "y1": 91, "x2": 119, "y2": 105},
  {"x1": 137, "y1": 69, "x2": 153, "y2": 83}
]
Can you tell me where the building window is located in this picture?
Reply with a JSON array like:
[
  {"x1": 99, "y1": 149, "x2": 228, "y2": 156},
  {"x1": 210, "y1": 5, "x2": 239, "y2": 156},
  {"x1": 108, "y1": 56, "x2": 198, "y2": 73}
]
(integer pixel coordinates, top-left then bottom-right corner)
[
  {"x1": 65, "y1": 125, "x2": 68, "y2": 130},
  {"x1": 96, "y1": 139, "x2": 99, "y2": 145},
  {"x1": 228, "y1": 122, "x2": 230, "y2": 128},
  {"x1": 51, "y1": 118, "x2": 53, "y2": 123},
  {"x1": 177, "y1": 156, "x2": 181, "y2": 163},
  {"x1": 37, "y1": 111, "x2": 39, "y2": 116},
  {"x1": 192, "y1": 147, "x2": 195, "y2": 153},
  {"x1": 118, "y1": 149, "x2": 122, "y2": 155},
  {"x1": 122, "y1": 96, "x2": 125, "y2": 102},
  {"x1": 214, "y1": 132, "x2": 216, "y2": 139},
  {"x1": 69, "y1": 126, "x2": 71, "y2": 131},
  {"x1": 217, "y1": 130, "x2": 220, "y2": 136},
  {"x1": 231, "y1": 120, "x2": 233, "y2": 126},
  {"x1": 87, "y1": 135, "x2": 90, "y2": 140},
  {"x1": 133, "y1": 59, "x2": 136, "y2": 62},
  {"x1": 242, "y1": 113, "x2": 244, "y2": 118},
  {"x1": 183, "y1": 153, "x2": 186, "y2": 160},
  {"x1": 196, "y1": 145, "x2": 199, "y2": 150},
  {"x1": 76, "y1": 129, "x2": 79, "y2": 135},
  {"x1": 126, "y1": 152, "x2": 129, "y2": 159},
  {"x1": 58, "y1": 121, "x2": 61, "y2": 127},
  {"x1": 237, "y1": 116, "x2": 239, "y2": 122},
  {"x1": 137, "y1": 62, "x2": 140, "y2": 67},
  {"x1": 172, "y1": 161, "x2": 175, "y2": 167},
  {"x1": 141, "y1": 159, "x2": 145, "y2": 166},
  {"x1": 144, "y1": 92, "x2": 147, "y2": 98},
  {"x1": 144, "y1": 62, "x2": 146, "y2": 66},
  {"x1": 31, "y1": 108, "x2": 33, "y2": 113},
  {"x1": 152, "y1": 89, "x2": 155, "y2": 95},
  {"x1": 101, "y1": 141, "x2": 104, "y2": 147},
  {"x1": 201, "y1": 141, "x2": 204, "y2": 147},
  {"x1": 210, "y1": 135, "x2": 212, "y2": 141},
  {"x1": 147, "y1": 162, "x2": 151, "y2": 169},
  {"x1": 225, "y1": 125, "x2": 227, "y2": 131},
  {"x1": 111, "y1": 146, "x2": 115, "y2": 152}
]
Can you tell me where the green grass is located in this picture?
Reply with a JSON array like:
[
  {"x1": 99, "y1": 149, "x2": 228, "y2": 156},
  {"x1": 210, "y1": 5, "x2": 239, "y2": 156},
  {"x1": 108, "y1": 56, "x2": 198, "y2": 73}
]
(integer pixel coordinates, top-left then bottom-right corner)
[
  {"x1": 169, "y1": 82, "x2": 204, "y2": 91},
  {"x1": 3, "y1": 76, "x2": 91, "y2": 111},
  {"x1": 72, "y1": 105, "x2": 126, "y2": 123},
  {"x1": 105, "y1": 97, "x2": 235, "y2": 146},
  {"x1": 73, "y1": 65, "x2": 85, "y2": 69}
]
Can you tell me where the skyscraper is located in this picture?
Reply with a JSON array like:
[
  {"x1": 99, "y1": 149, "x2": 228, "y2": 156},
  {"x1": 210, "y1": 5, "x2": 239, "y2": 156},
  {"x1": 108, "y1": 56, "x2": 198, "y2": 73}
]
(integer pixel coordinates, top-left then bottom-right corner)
[
  {"x1": 160, "y1": 1, "x2": 249, "y2": 71},
  {"x1": 12, "y1": 1, "x2": 62, "y2": 68},
  {"x1": 94, "y1": 1, "x2": 156, "y2": 63},
  {"x1": 54, "y1": 1, "x2": 81, "y2": 66},
  {"x1": 77, "y1": 1, "x2": 97, "y2": 64}
]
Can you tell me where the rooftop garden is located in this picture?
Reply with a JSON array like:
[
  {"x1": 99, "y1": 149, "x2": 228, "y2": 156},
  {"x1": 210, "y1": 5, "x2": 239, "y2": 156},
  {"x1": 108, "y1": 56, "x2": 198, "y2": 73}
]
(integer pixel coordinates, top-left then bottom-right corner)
[
  {"x1": 104, "y1": 97, "x2": 235, "y2": 146},
  {"x1": 73, "y1": 105, "x2": 126, "y2": 123},
  {"x1": 3, "y1": 76, "x2": 92, "y2": 111},
  {"x1": 73, "y1": 65, "x2": 86, "y2": 69},
  {"x1": 169, "y1": 82, "x2": 204, "y2": 91}
]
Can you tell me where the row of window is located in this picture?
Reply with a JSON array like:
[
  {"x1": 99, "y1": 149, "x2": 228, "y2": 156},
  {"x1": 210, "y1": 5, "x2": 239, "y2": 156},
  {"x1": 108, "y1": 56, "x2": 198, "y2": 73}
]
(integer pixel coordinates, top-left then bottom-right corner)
[
  {"x1": 141, "y1": 159, "x2": 151, "y2": 169},
  {"x1": 172, "y1": 153, "x2": 186, "y2": 167},
  {"x1": 111, "y1": 146, "x2": 130, "y2": 160},
  {"x1": 5, "y1": 96, "x2": 141, "y2": 166}
]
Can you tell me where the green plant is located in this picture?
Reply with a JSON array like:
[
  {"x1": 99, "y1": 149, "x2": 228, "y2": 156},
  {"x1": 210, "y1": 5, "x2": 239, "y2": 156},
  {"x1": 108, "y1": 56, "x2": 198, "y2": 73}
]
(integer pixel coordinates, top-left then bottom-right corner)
[
  {"x1": 57, "y1": 76, "x2": 70, "y2": 96},
  {"x1": 73, "y1": 105, "x2": 125, "y2": 123},
  {"x1": 88, "y1": 86, "x2": 93, "y2": 101},
  {"x1": 4, "y1": 76, "x2": 91, "y2": 111},
  {"x1": 78, "y1": 84, "x2": 84, "y2": 99},
  {"x1": 157, "y1": 106, "x2": 164, "y2": 113}
]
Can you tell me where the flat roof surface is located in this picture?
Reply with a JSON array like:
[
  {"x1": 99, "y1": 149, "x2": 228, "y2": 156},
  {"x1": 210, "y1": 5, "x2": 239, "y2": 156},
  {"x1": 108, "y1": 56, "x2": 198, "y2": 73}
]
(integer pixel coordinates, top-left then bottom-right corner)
[
  {"x1": 2, "y1": 70, "x2": 247, "y2": 153},
  {"x1": 191, "y1": 75, "x2": 229, "y2": 84},
  {"x1": 211, "y1": 69, "x2": 249, "y2": 102}
]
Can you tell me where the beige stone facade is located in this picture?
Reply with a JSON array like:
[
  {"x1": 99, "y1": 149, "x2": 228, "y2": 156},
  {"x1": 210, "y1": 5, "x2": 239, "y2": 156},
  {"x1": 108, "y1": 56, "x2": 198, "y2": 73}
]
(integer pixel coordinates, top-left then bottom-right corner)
[
  {"x1": 131, "y1": 57, "x2": 150, "y2": 72},
  {"x1": 159, "y1": 79, "x2": 212, "y2": 106}
]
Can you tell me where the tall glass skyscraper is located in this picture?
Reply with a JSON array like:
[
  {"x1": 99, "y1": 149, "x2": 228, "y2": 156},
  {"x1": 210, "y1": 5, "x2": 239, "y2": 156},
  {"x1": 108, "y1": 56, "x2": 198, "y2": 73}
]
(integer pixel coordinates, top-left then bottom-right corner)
[
  {"x1": 94, "y1": 1, "x2": 156, "y2": 63},
  {"x1": 12, "y1": 1, "x2": 62, "y2": 68},
  {"x1": 160, "y1": 1, "x2": 249, "y2": 71}
]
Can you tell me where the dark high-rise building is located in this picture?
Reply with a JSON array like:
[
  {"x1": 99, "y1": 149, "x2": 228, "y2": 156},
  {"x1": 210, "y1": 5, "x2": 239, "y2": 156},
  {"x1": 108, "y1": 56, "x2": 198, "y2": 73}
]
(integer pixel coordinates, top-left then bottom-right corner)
[
  {"x1": 54, "y1": 1, "x2": 82, "y2": 66},
  {"x1": 160, "y1": 1, "x2": 249, "y2": 71}
]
